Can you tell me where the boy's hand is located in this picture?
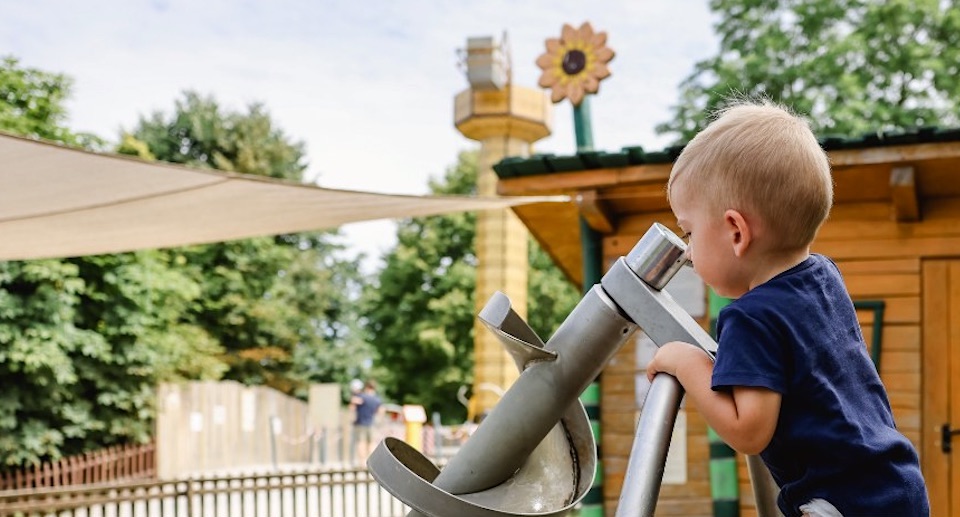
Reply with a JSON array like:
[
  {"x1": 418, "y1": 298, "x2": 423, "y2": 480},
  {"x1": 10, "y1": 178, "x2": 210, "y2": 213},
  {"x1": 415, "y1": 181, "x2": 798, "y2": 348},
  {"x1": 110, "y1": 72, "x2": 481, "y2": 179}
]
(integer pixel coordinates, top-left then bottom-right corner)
[
  {"x1": 646, "y1": 339, "x2": 781, "y2": 454},
  {"x1": 646, "y1": 340, "x2": 703, "y2": 381}
]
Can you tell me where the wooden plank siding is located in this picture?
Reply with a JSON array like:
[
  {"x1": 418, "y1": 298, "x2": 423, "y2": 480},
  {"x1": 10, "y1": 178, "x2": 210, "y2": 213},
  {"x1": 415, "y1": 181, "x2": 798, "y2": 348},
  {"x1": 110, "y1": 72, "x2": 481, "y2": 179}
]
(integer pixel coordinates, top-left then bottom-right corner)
[{"x1": 922, "y1": 261, "x2": 951, "y2": 516}]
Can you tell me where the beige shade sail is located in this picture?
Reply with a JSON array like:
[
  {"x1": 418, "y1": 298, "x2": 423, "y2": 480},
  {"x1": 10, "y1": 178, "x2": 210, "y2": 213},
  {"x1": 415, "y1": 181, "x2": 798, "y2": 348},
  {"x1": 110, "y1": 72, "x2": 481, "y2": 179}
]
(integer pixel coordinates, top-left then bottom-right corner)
[{"x1": 0, "y1": 132, "x2": 564, "y2": 260}]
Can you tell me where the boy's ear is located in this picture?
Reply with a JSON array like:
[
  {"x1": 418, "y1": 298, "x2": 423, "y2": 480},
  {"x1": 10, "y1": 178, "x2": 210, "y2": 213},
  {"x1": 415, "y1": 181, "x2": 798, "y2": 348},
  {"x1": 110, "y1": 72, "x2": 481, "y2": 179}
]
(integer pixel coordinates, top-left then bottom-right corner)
[{"x1": 724, "y1": 209, "x2": 752, "y2": 257}]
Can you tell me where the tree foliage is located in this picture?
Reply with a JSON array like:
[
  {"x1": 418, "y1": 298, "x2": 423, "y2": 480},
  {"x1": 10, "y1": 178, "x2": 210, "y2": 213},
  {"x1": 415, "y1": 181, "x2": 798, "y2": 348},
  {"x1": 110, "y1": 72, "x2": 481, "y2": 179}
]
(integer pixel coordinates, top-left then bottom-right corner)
[
  {"x1": 0, "y1": 56, "x2": 102, "y2": 148},
  {"x1": 362, "y1": 151, "x2": 578, "y2": 421},
  {"x1": 0, "y1": 56, "x2": 78, "y2": 145},
  {"x1": 0, "y1": 60, "x2": 218, "y2": 464},
  {"x1": 657, "y1": 0, "x2": 960, "y2": 142},
  {"x1": 0, "y1": 66, "x2": 369, "y2": 466},
  {"x1": 127, "y1": 92, "x2": 371, "y2": 398}
]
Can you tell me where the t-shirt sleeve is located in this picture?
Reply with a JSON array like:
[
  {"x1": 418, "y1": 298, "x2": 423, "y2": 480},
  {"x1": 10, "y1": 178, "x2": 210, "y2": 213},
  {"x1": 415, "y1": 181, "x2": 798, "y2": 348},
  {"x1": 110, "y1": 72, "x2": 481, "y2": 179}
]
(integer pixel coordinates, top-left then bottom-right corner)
[{"x1": 712, "y1": 306, "x2": 788, "y2": 394}]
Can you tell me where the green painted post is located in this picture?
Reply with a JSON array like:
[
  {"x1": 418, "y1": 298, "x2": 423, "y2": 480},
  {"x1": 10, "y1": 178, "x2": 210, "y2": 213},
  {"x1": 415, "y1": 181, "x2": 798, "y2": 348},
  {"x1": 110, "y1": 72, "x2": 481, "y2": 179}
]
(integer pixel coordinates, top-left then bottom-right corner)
[
  {"x1": 708, "y1": 290, "x2": 739, "y2": 517},
  {"x1": 709, "y1": 427, "x2": 739, "y2": 517},
  {"x1": 573, "y1": 98, "x2": 595, "y2": 152},
  {"x1": 575, "y1": 98, "x2": 604, "y2": 513}
]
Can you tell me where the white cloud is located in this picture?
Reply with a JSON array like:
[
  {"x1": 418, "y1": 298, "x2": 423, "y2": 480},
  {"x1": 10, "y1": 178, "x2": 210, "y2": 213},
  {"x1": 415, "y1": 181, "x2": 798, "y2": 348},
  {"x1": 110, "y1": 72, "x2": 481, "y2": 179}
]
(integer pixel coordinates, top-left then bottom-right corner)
[{"x1": 2, "y1": 0, "x2": 718, "y2": 271}]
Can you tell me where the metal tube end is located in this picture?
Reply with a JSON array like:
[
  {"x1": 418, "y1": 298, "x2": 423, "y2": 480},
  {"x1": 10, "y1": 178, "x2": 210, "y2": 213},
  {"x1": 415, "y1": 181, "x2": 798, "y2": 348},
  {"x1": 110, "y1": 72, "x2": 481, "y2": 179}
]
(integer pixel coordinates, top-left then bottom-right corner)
[{"x1": 624, "y1": 223, "x2": 689, "y2": 291}]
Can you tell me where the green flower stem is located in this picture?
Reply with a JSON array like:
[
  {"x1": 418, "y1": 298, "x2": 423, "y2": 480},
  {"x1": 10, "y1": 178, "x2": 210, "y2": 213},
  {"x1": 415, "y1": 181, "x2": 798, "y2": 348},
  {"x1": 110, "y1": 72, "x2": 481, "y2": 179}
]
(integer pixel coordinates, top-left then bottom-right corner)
[{"x1": 573, "y1": 97, "x2": 595, "y2": 152}]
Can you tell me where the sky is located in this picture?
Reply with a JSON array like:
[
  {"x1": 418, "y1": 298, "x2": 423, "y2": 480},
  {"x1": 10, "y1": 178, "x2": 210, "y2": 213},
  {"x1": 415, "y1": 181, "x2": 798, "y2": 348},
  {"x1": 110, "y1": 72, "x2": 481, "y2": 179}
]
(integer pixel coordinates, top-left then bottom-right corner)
[{"x1": 3, "y1": 0, "x2": 718, "y2": 272}]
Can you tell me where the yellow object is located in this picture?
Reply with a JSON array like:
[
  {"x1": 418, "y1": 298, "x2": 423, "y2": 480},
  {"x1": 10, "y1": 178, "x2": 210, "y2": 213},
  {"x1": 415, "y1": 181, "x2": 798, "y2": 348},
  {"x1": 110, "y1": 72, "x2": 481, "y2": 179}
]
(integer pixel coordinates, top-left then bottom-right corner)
[
  {"x1": 402, "y1": 405, "x2": 427, "y2": 452},
  {"x1": 535, "y1": 22, "x2": 615, "y2": 106}
]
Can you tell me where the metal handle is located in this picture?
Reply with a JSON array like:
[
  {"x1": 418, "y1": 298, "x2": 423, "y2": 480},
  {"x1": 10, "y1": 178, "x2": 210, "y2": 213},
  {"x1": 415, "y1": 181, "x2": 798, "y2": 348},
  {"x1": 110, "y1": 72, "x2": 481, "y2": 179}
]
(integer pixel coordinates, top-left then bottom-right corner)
[{"x1": 942, "y1": 423, "x2": 960, "y2": 453}]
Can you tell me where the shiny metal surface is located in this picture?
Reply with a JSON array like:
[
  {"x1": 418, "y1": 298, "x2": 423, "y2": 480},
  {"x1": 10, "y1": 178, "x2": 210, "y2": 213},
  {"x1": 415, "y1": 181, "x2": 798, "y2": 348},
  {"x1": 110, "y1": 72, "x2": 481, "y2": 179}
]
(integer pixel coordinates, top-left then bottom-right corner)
[
  {"x1": 614, "y1": 374, "x2": 683, "y2": 516},
  {"x1": 370, "y1": 222, "x2": 780, "y2": 517},
  {"x1": 368, "y1": 384, "x2": 597, "y2": 516},
  {"x1": 478, "y1": 291, "x2": 556, "y2": 370},
  {"x1": 747, "y1": 454, "x2": 784, "y2": 517},
  {"x1": 370, "y1": 399, "x2": 595, "y2": 517},
  {"x1": 432, "y1": 286, "x2": 636, "y2": 494},
  {"x1": 624, "y1": 222, "x2": 688, "y2": 291},
  {"x1": 601, "y1": 258, "x2": 717, "y2": 356}
]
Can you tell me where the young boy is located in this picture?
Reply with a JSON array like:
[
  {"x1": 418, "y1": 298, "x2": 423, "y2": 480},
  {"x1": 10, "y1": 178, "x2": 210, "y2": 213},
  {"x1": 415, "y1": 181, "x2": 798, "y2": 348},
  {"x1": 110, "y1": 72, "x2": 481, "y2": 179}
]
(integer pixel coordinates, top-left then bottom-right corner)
[{"x1": 646, "y1": 101, "x2": 929, "y2": 516}]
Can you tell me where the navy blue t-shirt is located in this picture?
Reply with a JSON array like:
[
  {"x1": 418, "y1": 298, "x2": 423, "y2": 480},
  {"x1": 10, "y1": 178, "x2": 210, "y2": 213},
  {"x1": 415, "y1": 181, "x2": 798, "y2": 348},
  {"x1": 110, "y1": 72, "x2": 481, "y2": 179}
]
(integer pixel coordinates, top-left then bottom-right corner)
[
  {"x1": 713, "y1": 254, "x2": 928, "y2": 516},
  {"x1": 354, "y1": 392, "x2": 381, "y2": 426}
]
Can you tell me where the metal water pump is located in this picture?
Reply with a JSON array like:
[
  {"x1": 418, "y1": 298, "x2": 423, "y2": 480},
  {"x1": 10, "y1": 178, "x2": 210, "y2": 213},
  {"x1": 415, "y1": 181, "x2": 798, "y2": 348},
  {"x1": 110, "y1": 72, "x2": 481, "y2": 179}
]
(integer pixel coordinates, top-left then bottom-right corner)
[{"x1": 368, "y1": 223, "x2": 780, "y2": 516}]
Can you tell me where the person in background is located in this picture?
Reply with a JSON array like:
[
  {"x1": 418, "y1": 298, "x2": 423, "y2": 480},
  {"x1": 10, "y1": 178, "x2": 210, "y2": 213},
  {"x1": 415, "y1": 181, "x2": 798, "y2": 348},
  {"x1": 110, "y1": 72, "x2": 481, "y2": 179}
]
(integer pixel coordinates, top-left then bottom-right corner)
[{"x1": 350, "y1": 379, "x2": 382, "y2": 464}]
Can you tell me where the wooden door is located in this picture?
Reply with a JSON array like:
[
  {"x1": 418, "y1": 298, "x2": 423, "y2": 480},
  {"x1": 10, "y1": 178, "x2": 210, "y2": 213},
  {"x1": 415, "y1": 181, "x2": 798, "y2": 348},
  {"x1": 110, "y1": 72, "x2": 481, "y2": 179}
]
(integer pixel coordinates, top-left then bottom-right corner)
[{"x1": 922, "y1": 261, "x2": 960, "y2": 516}]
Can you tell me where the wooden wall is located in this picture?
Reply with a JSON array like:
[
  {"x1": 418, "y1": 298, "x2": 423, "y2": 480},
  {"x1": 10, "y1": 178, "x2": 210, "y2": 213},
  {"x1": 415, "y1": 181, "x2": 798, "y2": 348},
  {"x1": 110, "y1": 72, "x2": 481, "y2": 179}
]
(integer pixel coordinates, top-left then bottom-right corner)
[{"x1": 598, "y1": 196, "x2": 945, "y2": 515}]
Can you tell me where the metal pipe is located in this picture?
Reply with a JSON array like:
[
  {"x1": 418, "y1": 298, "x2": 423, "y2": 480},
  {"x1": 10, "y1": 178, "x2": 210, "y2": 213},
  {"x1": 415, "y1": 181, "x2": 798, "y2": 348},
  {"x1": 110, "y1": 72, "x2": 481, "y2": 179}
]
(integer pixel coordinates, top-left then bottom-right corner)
[
  {"x1": 615, "y1": 375, "x2": 684, "y2": 515},
  {"x1": 377, "y1": 223, "x2": 781, "y2": 517},
  {"x1": 748, "y1": 455, "x2": 783, "y2": 517},
  {"x1": 431, "y1": 285, "x2": 636, "y2": 495}
]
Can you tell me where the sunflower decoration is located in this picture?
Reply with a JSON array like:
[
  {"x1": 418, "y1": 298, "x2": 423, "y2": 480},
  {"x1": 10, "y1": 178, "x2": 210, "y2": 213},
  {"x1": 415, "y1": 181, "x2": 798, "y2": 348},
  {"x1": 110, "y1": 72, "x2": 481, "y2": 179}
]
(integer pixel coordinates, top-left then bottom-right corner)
[{"x1": 536, "y1": 22, "x2": 615, "y2": 106}]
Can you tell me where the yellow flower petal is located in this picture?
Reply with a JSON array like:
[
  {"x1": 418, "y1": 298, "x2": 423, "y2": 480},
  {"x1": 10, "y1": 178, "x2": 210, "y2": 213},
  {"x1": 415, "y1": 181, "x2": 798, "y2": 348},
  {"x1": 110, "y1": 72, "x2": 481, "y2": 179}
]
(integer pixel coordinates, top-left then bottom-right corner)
[
  {"x1": 561, "y1": 24, "x2": 578, "y2": 44},
  {"x1": 594, "y1": 46, "x2": 614, "y2": 63},
  {"x1": 545, "y1": 38, "x2": 562, "y2": 54},
  {"x1": 590, "y1": 31, "x2": 607, "y2": 49},
  {"x1": 538, "y1": 68, "x2": 560, "y2": 88},
  {"x1": 578, "y1": 22, "x2": 595, "y2": 43},
  {"x1": 535, "y1": 52, "x2": 555, "y2": 70},
  {"x1": 583, "y1": 75, "x2": 600, "y2": 94},
  {"x1": 568, "y1": 82, "x2": 585, "y2": 106},
  {"x1": 550, "y1": 84, "x2": 567, "y2": 103},
  {"x1": 592, "y1": 62, "x2": 611, "y2": 80}
]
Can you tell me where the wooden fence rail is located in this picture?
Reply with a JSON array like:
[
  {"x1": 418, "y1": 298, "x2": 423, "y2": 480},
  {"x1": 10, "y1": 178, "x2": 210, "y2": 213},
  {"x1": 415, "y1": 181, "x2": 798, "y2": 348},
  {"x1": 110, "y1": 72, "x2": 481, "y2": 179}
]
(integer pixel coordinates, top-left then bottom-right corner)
[{"x1": 0, "y1": 442, "x2": 155, "y2": 491}]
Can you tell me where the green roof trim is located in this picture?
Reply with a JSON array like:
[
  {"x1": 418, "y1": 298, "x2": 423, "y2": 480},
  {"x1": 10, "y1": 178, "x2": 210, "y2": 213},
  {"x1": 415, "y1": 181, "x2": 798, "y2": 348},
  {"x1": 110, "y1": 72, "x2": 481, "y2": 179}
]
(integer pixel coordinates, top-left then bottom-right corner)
[{"x1": 493, "y1": 126, "x2": 960, "y2": 179}]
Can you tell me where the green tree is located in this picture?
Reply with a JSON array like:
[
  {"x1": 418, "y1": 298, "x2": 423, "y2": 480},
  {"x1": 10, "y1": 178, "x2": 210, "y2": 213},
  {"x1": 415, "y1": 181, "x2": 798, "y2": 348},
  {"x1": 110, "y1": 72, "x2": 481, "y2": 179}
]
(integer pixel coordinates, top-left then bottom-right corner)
[
  {"x1": 0, "y1": 56, "x2": 77, "y2": 145},
  {"x1": 128, "y1": 92, "x2": 370, "y2": 396},
  {"x1": 0, "y1": 56, "x2": 102, "y2": 148},
  {"x1": 363, "y1": 151, "x2": 479, "y2": 420},
  {"x1": 363, "y1": 151, "x2": 578, "y2": 421},
  {"x1": 0, "y1": 60, "x2": 216, "y2": 464},
  {"x1": 527, "y1": 244, "x2": 580, "y2": 342},
  {"x1": 0, "y1": 260, "x2": 109, "y2": 464},
  {"x1": 658, "y1": 0, "x2": 960, "y2": 142},
  {"x1": 0, "y1": 66, "x2": 367, "y2": 465}
]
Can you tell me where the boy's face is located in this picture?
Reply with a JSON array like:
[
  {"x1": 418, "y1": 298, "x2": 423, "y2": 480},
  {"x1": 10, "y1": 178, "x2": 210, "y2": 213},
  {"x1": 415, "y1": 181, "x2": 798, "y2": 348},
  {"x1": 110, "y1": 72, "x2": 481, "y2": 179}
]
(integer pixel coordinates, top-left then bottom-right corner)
[{"x1": 670, "y1": 180, "x2": 747, "y2": 298}]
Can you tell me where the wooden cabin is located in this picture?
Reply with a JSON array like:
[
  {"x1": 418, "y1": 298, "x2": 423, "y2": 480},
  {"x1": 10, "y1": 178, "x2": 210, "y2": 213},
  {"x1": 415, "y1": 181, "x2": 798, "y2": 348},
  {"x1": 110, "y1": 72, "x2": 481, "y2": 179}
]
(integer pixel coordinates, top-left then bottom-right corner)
[{"x1": 493, "y1": 128, "x2": 960, "y2": 516}]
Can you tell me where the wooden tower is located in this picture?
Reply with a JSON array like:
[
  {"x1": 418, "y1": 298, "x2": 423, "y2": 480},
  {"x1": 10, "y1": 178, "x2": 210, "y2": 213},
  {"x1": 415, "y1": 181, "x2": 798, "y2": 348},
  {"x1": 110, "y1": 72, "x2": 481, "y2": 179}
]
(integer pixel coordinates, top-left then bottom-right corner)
[{"x1": 454, "y1": 35, "x2": 551, "y2": 415}]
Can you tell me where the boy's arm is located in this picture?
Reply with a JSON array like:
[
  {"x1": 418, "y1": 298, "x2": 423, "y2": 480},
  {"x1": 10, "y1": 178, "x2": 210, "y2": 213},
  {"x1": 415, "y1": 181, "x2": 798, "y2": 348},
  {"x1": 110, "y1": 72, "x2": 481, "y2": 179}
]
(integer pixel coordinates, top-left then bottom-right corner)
[{"x1": 646, "y1": 341, "x2": 781, "y2": 455}]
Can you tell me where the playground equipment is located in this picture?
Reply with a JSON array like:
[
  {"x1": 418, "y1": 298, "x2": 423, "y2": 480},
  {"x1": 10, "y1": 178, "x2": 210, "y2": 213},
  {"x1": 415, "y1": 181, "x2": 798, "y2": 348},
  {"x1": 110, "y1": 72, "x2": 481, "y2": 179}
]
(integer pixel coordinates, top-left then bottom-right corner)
[{"x1": 368, "y1": 222, "x2": 780, "y2": 516}]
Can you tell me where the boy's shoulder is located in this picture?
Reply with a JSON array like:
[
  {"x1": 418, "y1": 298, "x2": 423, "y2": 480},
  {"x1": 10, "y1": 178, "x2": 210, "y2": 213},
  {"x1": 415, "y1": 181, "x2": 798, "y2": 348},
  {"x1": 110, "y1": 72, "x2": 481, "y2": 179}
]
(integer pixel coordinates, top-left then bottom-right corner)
[
  {"x1": 725, "y1": 254, "x2": 840, "y2": 317},
  {"x1": 746, "y1": 254, "x2": 837, "y2": 295}
]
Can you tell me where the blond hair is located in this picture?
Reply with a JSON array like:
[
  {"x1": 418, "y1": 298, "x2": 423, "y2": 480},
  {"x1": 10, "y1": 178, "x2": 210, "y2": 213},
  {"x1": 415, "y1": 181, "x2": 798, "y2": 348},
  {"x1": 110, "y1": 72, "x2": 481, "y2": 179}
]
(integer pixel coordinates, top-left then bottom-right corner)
[{"x1": 667, "y1": 100, "x2": 833, "y2": 250}]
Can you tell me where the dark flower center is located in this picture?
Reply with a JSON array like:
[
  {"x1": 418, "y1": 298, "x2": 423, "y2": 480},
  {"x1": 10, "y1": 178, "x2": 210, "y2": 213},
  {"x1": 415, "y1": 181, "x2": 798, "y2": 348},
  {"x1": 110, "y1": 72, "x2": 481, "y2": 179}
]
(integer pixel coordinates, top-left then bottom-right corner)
[{"x1": 562, "y1": 50, "x2": 587, "y2": 75}]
